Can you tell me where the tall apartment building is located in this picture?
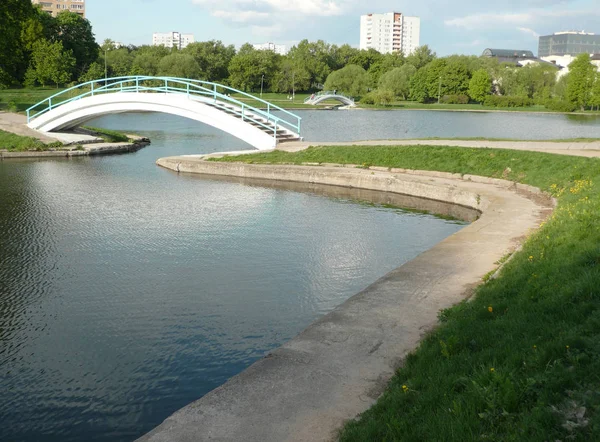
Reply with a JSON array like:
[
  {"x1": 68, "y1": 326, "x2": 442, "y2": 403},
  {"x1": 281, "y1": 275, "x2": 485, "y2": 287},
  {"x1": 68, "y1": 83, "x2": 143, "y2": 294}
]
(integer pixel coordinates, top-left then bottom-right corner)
[
  {"x1": 253, "y1": 43, "x2": 288, "y2": 56},
  {"x1": 32, "y1": 0, "x2": 85, "y2": 18},
  {"x1": 360, "y1": 12, "x2": 420, "y2": 55},
  {"x1": 152, "y1": 32, "x2": 195, "y2": 50},
  {"x1": 539, "y1": 31, "x2": 600, "y2": 57}
]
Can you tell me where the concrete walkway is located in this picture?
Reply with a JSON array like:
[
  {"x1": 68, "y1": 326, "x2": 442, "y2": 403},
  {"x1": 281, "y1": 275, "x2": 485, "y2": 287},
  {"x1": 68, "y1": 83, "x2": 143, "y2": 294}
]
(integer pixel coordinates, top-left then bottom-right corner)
[
  {"x1": 140, "y1": 158, "x2": 553, "y2": 442},
  {"x1": 279, "y1": 139, "x2": 600, "y2": 157},
  {"x1": 0, "y1": 111, "x2": 102, "y2": 144}
]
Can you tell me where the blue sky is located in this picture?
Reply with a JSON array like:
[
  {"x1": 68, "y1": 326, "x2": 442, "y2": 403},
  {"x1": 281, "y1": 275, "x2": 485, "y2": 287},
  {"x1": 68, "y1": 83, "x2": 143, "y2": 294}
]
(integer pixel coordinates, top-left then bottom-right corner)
[{"x1": 89, "y1": 0, "x2": 599, "y2": 56}]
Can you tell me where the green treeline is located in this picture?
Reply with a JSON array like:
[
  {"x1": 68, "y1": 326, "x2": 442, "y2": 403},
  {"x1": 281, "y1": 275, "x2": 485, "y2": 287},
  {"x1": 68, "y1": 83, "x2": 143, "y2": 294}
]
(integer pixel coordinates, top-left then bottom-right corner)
[{"x1": 2, "y1": 1, "x2": 600, "y2": 112}]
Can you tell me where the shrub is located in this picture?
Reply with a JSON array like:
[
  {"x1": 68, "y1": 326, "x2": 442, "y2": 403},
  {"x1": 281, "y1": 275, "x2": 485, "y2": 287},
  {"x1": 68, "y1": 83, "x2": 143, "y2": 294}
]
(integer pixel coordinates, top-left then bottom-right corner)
[
  {"x1": 544, "y1": 99, "x2": 577, "y2": 113},
  {"x1": 360, "y1": 92, "x2": 377, "y2": 105},
  {"x1": 483, "y1": 95, "x2": 533, "y2": 108}
]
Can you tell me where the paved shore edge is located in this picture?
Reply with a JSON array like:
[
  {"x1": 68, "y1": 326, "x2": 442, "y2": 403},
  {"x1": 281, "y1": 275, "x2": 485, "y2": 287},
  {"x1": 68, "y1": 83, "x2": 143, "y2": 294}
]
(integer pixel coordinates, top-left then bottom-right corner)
[{"x1": 137, "y1": 157, "x2": 554, "y2": 442}]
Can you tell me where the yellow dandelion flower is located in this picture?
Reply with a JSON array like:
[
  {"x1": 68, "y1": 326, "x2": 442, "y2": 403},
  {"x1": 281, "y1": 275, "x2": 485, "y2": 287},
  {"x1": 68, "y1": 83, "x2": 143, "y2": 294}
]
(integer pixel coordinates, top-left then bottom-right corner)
[
  {"x1": 490, "y1": 368, "x2": 495, "y2": 373},
  {"x1": 488, "y1": 306, "x2": 493, "y2": 313},
  {"x1": 402, "y1": 385, "x2": 409, "y2": 393}
]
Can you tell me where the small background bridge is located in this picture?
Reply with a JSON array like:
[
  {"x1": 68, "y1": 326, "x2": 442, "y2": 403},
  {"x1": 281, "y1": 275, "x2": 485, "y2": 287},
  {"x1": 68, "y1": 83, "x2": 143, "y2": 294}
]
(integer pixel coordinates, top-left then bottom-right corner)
[
  {"x1": 304, "y1": 91, "x2": 356, "y2": 107},
  {"x1": 27, "y1": 76, "x2": 302, "y2": 151}
]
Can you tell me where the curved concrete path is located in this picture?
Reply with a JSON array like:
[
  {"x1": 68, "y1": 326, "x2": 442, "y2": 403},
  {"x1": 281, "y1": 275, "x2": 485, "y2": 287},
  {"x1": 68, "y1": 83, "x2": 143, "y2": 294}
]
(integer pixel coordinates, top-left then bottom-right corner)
[
  {"x1": 139, "y1": 158, "x2": 554, "y2": 442},
  {"x1": 278, "y1": 139, "x2": 600, "y2": 157}
]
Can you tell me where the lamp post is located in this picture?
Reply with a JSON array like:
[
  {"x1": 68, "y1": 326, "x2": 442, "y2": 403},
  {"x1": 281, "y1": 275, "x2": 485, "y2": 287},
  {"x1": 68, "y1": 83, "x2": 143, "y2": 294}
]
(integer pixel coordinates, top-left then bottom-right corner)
[
  {"x1": 437, "y1": 76, "x2": 442, "y2": 104},
  {"x1": 292, "y1": 71, "x2": 295, "y2": 102},
  {"x1": 104, "y1": 48, "x2": 108, "y2": 83},
  {"x1": 260, "y1": 74, "x2": 264, "y2": 98}
]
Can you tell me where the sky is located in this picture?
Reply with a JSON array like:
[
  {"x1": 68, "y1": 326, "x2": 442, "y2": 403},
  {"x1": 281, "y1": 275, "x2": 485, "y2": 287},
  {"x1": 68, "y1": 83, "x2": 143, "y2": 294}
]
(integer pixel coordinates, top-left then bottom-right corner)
[{"x1": 89, "y1": 0, "x2": 599, "y2": 56}]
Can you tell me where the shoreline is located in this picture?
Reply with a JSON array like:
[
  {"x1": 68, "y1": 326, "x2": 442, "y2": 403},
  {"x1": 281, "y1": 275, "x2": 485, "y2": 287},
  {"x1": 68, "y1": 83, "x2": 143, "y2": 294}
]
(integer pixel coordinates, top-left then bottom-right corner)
[{"x1": 139, "y1": 157, "x2": 553, "y2": 442}]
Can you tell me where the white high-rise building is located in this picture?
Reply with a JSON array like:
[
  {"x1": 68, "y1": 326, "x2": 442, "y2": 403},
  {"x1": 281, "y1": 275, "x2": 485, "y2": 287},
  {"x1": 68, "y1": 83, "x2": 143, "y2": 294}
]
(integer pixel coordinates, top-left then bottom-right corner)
[
  {"x1": 360, "y1": 12, "x2": 420, "y2": 55},
  {"x1": 152, "y1": 32, "x2": 195, "y2": 50},
  {"x1": 253, "y1": 42, "x2": 288, "y2": 56}
]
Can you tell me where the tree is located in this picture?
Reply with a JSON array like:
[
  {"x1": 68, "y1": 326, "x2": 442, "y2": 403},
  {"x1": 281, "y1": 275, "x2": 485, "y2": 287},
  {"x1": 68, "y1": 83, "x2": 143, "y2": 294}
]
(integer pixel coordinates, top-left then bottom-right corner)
[
  {"x1": 349, "y1": 48, "x2": 384, "y2": 71},
  {"x1": 288, "y1": 40, "x2": 332, "y2": 88},
  {"x1": 184, "y1": 40, "x2": 236, "y2": 82},
  {"x1": 271, "y1": 59, "x2": 311, "y2": 94},
  {"x1": 468, "y1": 69, "x2": 491, "y2": 103},
  {"x1": 324, "y1": 64, "x2": 370, "y2": 97},
  {"x1": 590, "y1": 72, "x2": 600, "y2": 111},
  {"x1": 78, "y1": 61, "x2": 104, "y2": 83},
  {"x1": 26, "y1": 39, "x2": 75, "y2": 87},
  {"x1": 406, "y1": 45, "x2": 436, "y2": 70},
  {"x1": 158, "y1": 53, "x2": 202, "y2": 79},
  {"x1": 329, "y1": 44, "x2": 360, "y2": 70},
  {"x1": 378, "y1": 64, "x2": 416, "y2": 100},
  {"x1": 368, "y1": 52, "x2": 405, "y2": 84},
  {"x1": 441, "y1": 58, "x2": 471, "y2": 95},
  {"x1": 130, "y1": 45, "x2": 170, "y2": 76},
  {"x1": 409, "y1": 68, "x2": 430, "y2": 102},
  {"x1": 228, "y1": 44, "x2": 280, "y2": 92},
  {"x1": 105, "y1": 48, "x2": 133, "y2": 77},
  {"x1": 55, "y1": 11, "x2": 99, "y2": 78},
  {"x1": 0, "y1": 0, "x2": 37, "y2": 86},
  {"x1": 566, "y1": 53, "x2": 596, "y2": 111}
]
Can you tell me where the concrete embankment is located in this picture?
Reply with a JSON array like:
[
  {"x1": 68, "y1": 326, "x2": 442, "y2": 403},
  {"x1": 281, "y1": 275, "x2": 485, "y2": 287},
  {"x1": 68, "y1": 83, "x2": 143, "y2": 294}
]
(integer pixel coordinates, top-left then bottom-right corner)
[
  {"x1": 0, "y1": 137, "x2": 149, "y2": 159},
  {"x1": 138, "y1": 157, "x2": 554, "y2": 442}
]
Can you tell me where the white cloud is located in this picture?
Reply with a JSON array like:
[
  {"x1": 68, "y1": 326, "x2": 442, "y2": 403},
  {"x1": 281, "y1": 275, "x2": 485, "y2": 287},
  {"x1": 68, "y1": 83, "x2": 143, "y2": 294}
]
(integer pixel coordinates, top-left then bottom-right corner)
[
  {"x1": 212, "y1": 10, "x2": 270, "y2": 23},
  {"x1": 517, "y1": 27, "x2": 540, "y2": 39}
]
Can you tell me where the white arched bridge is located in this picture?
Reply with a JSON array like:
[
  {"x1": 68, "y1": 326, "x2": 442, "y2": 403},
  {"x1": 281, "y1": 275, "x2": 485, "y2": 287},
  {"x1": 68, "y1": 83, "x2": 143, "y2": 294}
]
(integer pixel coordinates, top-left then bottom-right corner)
[
  {"x1": 304, "y1": 91, "x2": 356, "y2": 107},
  {"x1": 26, "y1": 76, "x2": 302, "y2": 151}
]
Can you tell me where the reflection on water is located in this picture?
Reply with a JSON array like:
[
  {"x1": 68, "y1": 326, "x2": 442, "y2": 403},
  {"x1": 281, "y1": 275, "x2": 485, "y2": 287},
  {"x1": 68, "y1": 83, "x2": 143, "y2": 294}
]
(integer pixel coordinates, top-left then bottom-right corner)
[{"x1": 0, "y1": 112, "x2": 471, "y2": 442}]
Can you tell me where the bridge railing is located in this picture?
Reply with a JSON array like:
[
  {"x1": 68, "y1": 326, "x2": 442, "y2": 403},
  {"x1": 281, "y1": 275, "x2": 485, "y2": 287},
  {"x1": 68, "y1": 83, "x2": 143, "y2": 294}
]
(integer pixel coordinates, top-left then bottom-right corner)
[{"x1": 26, "y1": 76, "x2": 302, "y2": 137}]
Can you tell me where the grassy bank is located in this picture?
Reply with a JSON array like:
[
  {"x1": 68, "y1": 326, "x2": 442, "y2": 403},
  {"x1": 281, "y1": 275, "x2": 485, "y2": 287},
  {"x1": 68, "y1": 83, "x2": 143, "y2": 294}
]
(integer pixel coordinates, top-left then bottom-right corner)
[
  {"x1": 0, "y1": 129, "x2": 62, "y2": 151},
  {"x1": 0, "y1": 87, "x2": 66, "y2": 113},
  {"x1": 82, "y1": 126, "x2": 130, "y2": 143},
  {"x1": 214, "y1": 145, "x2": 600, "y2": 441}
]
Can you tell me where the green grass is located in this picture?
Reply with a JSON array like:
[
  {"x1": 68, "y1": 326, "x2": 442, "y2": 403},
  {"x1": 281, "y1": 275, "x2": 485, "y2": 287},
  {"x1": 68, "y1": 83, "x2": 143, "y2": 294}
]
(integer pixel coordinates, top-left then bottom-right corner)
[
  {"x1": 0, "y1": 87, "x2": 67, "y2": 113},
  {"x1": 213, "y1": 145, "x2": 600, "y2": 441},
  {"x1": 416, "y1": 136, "x2": 600, "y2": 143},
  {"x1": 0, "y1": 129, "x2": 62, "y2": 151},
  {"x1": 82, "y1": 126, "x2": 130, "y2": 143}
]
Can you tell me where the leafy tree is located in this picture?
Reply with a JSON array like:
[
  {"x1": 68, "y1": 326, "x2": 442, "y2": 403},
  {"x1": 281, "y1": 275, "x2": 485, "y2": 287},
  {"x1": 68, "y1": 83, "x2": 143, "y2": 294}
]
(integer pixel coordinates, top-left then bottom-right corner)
[
  {"x1": 184, "y1": 40, "x2": 236, "y2": 82},
  {"x1": 424, "y1": 58, "x2": 447, "y2": 99},
  {"x1": 329, "y1": 44, "x2": 361, "y2": 70},
  {"x1": 158, "y1": 53, "x2": 202, "y2": 79},
  {"x1": 378, "y1": 64, "x2": 416, "y2": 99},
  {"x1": 271, "y1": 59, "x2": 311, "y2": 94},
  {"x1": 130, "y1": 45, "x2": 170, "y2": 76},
  {"x1": 105, "y1": 48, "x2": 133, "y2": 77},
  {"x1": 349, "y1": 48, "x2": 384, "y2": 71},
  {"x1": 566, "y1": 53, "x2": 596, "y2": 111},
  {"x1": 406, "y1": 45, "x2": 436, "y2": 70},
  {"x1": 324, "y1": 64, "x2": 370, "y2": 97},
  {"x1": 441, "y1": 58, "x2": 471, "y2": 95},
  {"x1": 0, "y1": 0, "x2": 37, "y2": 86},
  {"x1": 468, "y1": 69, "x2": 491, "y2": 103},
  {"x1": 228, "y1": 44, "x2": 280, "y2": 91},
  {"x1": 368, "y1": 52, "x2": 405, "y2": 84},
  {"x1": 78, "y1": 61, "x2": 105, "y2": 83},
  {"x1": 590, "y1": 72, "x2": 600, "y2": 111},
  {"x1": 55, "y1": 11, "x2": 99, "y2": 78},
  {"x1": 288, "y1": 40, "x2": 332, "y2": 87},
  {"x1": 26, "y1": 39, "x2": 75, "y2": 87},
  {"x1": 409, "y1": 68, "x2": 430, "y2": 102}
]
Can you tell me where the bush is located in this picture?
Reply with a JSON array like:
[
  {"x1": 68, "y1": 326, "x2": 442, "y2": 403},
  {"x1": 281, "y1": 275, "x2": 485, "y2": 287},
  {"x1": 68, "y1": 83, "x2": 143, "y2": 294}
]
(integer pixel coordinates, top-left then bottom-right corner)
[
  {"x1": 440, "y1": 94, "x2": 470, "y2": 104},
  {"x1": 483, "y1": 95, "x2": 533, "y2": 108},
  {"x1": 360, "y1": 92, "x2": 377, "y2": 105},
  {"x1": 544, "y1": 99, "x2": 577, "y2": 113}
]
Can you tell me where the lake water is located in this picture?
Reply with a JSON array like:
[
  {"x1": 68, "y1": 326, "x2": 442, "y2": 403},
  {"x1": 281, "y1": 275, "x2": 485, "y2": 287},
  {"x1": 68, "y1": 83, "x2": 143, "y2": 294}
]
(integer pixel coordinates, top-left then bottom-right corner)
[{"x1": 2, "y1": 109, "x2": 598, "y2": 442}]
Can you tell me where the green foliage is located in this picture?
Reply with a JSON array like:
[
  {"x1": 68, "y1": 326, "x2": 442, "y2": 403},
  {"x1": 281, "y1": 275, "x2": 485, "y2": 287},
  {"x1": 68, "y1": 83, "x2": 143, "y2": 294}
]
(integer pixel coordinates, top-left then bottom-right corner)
[
  {"x1": 158, "y1": 53, "x2": 202, "y2": 79},
  {"x1": 105, "y1": 48, "x2": 134, "y2": 77},
  {"x1": 78, "y1": 62, "x2": 104, "y2": 83},
  {"x1": 228, "y1": 44, "x2": 280, "y2": 92},
  {"x1": 183, "y1": 40, "x2": 235, "y2": 82},
  {"x1": 566, "y1": 54, "x2": 597, "y2": 110},
  {"x1": 0, "y1": 0, "x2": 38, "y2": 87},
  {"x1": 0, "y1": 129, "x2": 61, "y2": 151},
  {"x1": 349, "y1": 48, "x2": 384, "y2": 71},
  {"x1": 442, "y1": 58, "x2": 471, "y2": 95},
  {"x1": 271, "y1": 60, "x2": 311, "y2": 94},
  {"x1": 324, "y1": 64, "x2": 370, "y2": 97},
  {"x1": 83, "y1": 126, "x2": 129, "y2": 142},
  {"x1": 544, "y1": 98, "x2": 577, "y2": 113},
  {"x1": 468, "y1": 69, "x2": 492, "y2": 103},
  {"x1": 287, "y1": 40, "x2": 332, "y2": 87},
  {"x1": 55, "y1": 11, "x2": 99, "y2": 77},
  {"x1": 406, "y1": 45, "x2": 436, "y2": 70},
  {"x1": 590, "y1": 73, "x2": 600, "y2": 110},
  {"x1": 483, "y1": 95, "x2": 533, "y2": 107},
  {"x1": 378, "y1": 64, "x2": 416, "y2": 99},
  {"x1": 26, "y1": 39, "x2": 75, "y2": 87}
]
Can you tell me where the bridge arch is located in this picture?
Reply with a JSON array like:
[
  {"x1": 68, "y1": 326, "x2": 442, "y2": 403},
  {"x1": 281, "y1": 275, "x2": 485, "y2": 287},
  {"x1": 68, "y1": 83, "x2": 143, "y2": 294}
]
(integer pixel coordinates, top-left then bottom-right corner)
[
  {"x1": 304, "y1": 92, "x2": 356, "y2": 107},
  {"x1": 27, "y1": 76, "x2": 302, "y2": 151}
]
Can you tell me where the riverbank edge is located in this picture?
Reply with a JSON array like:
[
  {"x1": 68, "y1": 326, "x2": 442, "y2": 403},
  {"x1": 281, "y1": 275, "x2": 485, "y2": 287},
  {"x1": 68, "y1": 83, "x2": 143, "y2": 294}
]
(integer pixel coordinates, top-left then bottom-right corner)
[
  {"x1": 0, "y1": 138, "x2": 150, "y2": 159},
  {"x1": 138, "y1": 158, "x2": 553, "y2": 442}
]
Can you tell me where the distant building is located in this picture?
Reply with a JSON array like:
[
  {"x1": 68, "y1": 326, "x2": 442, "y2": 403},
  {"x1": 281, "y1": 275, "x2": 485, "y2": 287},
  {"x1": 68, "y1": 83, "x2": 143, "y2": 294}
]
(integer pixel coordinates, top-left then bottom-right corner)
[
  {"x1": 538, "y1": 31, "x2": 600, "y2": 58},
  {"x1": 359, "y1": 12, "x2": 420, "y2": 55},
  {"x1": 253, "y1": 43, "x2": 287, "y2": 55},
  {"x1": 32, "y1": 0, "x2": 85, "y2": 18},
  {"x1": 152, "y1": 32, "x2": 195, "y2": 50},
  {"x1": 482, "y1": 48, "x2": 560, "y2": 71}
]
